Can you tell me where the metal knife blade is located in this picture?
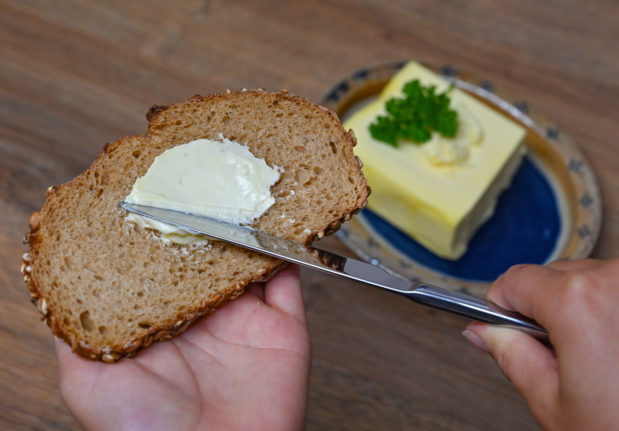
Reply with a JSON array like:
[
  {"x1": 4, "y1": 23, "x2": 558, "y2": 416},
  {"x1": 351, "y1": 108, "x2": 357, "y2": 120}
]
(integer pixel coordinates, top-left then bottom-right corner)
[{"x1": 120, "y1": 201, "x2": 548, "y2": 339}]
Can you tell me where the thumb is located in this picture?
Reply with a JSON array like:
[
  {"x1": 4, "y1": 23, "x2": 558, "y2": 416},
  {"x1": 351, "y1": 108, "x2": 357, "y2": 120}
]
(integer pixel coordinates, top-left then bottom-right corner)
[{"x1": 464, "y1": 322, "x2": 559, "y2": 423}]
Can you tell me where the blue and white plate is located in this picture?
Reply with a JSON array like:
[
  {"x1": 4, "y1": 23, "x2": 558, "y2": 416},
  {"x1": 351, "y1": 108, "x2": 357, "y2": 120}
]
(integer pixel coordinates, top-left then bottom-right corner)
[{"x1": 321, "y1": 62, "x2": 601, "y2": 296}]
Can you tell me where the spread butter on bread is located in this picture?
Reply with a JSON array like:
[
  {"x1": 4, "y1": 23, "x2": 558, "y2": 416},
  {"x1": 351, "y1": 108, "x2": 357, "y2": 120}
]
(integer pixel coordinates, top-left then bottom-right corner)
[{"x1": 22, "y1": 90, "x2": 369, "y2": 362}]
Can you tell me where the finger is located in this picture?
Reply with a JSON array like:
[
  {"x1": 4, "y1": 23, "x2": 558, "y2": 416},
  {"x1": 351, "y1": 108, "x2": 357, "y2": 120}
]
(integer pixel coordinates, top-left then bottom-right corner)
[
  {"x1": 246, "y1": 282, "x2": 265, "y2": 301},
  {"x1": 55, "y1": 337, "x2": 99, "y2": 377},
  {"x1": 546, "y1": 258, "x2": 604, "y2": 272},
  {"x1": 488, "y1": 264, "x2": 564, "y2": 329},
  {"x1": 54, "y1": 337, "x2": 105, "y2": 402},
  {"x1": 464, "y1": 323, "x2": 558, "y2": 425},
  {"x1": 264, "y1": 264, "x2": 305, "y2": 323}
]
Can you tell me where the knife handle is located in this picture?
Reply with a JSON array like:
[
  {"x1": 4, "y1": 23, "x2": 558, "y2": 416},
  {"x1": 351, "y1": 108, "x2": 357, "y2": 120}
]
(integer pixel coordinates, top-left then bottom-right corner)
[{"x1": 406, "y1": 284, "x2": 549, "y2": 341}]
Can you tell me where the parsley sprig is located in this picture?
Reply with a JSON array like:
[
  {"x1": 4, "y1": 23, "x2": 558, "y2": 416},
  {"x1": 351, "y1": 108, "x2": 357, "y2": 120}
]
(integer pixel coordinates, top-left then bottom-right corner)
[{"x1": 369, "y1": 79, "x2": 459, "y2": 147}]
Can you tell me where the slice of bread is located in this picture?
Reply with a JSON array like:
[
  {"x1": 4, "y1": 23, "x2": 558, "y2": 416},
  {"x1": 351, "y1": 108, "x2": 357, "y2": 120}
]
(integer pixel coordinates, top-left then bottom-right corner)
[{"x1": 23, "y1": 90, "x2": 369, "y2": 362}]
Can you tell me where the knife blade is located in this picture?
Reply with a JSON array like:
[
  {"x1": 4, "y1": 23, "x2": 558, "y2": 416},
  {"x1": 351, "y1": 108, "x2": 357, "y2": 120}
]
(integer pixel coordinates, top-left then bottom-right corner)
[{"x1": 120, "y1": 201, "x2": 548, "y2": 340}]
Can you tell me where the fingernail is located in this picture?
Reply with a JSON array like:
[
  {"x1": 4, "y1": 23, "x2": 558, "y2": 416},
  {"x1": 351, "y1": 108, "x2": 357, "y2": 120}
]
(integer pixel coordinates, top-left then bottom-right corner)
[{"x1": 462, "y1": 329, "x2": 489, "y2": 353}]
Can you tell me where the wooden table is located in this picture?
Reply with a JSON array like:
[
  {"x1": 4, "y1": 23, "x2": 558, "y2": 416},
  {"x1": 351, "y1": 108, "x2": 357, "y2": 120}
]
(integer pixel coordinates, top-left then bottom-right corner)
[{"x1": 1, "y1": 1, "x2": 617, "y2": 429}]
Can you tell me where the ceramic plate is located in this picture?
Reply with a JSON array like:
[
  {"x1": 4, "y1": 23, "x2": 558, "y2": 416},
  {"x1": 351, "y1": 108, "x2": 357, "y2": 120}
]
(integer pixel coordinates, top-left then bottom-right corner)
[{"x1": 321, "y1": 62, "x2": 601, "y2": 296}]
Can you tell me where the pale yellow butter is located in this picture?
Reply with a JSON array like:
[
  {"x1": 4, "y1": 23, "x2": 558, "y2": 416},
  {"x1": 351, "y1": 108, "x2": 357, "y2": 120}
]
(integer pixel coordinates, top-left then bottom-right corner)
[
  {"x1": 125, "y1": 136, "x2": 281, "y2": 245},
  {"x1": 344, "y1": 62, "x2": 526, "y2": 260}
]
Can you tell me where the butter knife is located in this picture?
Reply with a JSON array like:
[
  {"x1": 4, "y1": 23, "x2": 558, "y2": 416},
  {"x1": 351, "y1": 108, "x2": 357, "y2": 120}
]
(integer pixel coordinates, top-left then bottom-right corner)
[{"x1": 120, "y1": 202, "x2": 548, "y2": 340}]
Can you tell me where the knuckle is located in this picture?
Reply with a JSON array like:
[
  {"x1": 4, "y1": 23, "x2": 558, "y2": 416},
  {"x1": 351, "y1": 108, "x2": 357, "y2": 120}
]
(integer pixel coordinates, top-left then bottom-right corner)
[
  {"x1": 560, "y1": 271, "x2": 601, "y2": 312},
  {"x1": 504, "y1": 264, "x2": 537, "y2": 282},
  {"x1": 495, "y1": 264, "x2": 526, "y2": 286},
  {"x1": 507, "y1": 263, "x2": 534, "y2": 275},
  {"x1": 491, "y1": 264, "x2": 536, "y2": 294}
]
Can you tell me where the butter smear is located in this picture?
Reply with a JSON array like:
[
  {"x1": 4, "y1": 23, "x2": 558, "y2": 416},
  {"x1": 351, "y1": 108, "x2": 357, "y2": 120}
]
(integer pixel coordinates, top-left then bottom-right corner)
[{"x1": 125, "y1": 136, "x2": 281, "y2": 244}]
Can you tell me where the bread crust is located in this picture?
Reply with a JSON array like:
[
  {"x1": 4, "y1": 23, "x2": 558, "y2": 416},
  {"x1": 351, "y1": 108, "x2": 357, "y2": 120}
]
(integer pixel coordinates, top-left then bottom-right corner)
[{"x1": 24, "y1": 90, "x2": 369, "y2": 362}]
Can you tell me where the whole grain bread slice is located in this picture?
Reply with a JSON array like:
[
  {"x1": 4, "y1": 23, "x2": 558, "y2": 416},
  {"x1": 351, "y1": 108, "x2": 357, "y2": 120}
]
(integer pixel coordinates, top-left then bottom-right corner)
[{"x1": 23, "y1": 90, "x2": 369, "y2": 362}]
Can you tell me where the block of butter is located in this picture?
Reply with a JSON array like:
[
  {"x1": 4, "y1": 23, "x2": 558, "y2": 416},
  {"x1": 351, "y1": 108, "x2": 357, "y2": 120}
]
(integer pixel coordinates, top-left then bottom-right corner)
[{"x1": 344, "y1": 62, "x2": 526, "y2": 260}]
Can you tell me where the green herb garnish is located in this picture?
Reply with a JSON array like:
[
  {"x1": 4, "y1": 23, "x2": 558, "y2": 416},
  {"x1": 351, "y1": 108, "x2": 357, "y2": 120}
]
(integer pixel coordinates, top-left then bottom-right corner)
[{"x1": 369, "y1": 79, "x2": 459, "y2": 147}]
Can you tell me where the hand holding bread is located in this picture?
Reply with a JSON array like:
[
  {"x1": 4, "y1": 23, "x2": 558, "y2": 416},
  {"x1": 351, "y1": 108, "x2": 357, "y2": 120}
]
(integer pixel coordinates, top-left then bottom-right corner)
[{"x1": 56, "y1": 265, "x2": 311, "y2": 431}]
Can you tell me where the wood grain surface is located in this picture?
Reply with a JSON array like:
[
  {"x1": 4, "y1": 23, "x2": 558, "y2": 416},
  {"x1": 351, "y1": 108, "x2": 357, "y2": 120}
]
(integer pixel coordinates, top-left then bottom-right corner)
[{"x1": 1, "y1": 0, "x2": 617, "y2": 429}]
